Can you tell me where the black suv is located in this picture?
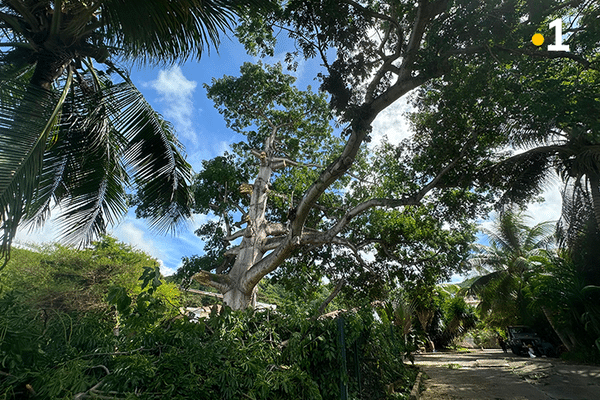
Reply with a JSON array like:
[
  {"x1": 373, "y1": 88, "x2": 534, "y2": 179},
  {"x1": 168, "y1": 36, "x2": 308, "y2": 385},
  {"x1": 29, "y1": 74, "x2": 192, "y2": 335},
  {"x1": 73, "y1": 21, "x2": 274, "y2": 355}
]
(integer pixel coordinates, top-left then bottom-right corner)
[{"x1": 506, "y1": 325, "x2": 542, "y2": 356}]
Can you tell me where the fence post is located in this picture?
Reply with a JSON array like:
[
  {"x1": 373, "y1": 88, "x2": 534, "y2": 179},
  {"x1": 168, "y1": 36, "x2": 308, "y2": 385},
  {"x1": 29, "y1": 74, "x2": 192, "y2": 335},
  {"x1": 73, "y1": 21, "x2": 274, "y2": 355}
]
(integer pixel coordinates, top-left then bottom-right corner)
[
  {"x1": 337, "y1": 316, "x2": 348, "y2": 400},
  {"x1": 353, "y1": 339, "x2": 362, "y2": 397}
]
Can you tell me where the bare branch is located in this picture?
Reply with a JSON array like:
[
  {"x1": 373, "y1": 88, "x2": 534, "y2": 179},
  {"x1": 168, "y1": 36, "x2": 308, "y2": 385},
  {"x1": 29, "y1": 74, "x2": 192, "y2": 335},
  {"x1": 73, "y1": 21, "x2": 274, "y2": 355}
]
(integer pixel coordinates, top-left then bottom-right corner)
[
  {"x1": 222, "y1": 211, "x2": 232, "y2": 238},
  {"x1": 242, "y1": 236, "x2": 297, "y2": 289},
  {"x1": 224, "y1": 230, "x2": 247, "y2": 242},
  {"x1": 225, "y1": 246, "x2": 241, "y2": 256},
  {"x1": 399, "y1": 0, "x2": 447, "y2": 79},
  {"x1": 327, "y1": 197, "x2": 421, "y2": 239},
  {"x1": 183, "y1": 288, "x2": 224, "y2": 299},
  {"x1": 495, "y1": 46, "x2": 593, "y2": 70},
  {"x1": 271, "y1": 156, "x2": 324, "y2": 171},
  {"x1": 192, "y1": 271, "x2": 231, "y2": 293},
  {"x1": 311, "y1": 278, "x2": 346, "y2": 321},
  {"x1": 262, "y1": 236, "x2": 286, "y2": 252}
]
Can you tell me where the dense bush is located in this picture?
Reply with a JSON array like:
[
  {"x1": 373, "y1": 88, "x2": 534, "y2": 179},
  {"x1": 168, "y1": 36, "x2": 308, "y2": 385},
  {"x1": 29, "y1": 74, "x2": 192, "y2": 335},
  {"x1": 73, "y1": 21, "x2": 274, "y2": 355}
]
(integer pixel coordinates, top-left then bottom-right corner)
[
  {"x1": 0, "y1": 297, "x2": 417, "y2": 399},
  {"x1": 0, "y1": 240, "x2": 416, "y2": 399}
]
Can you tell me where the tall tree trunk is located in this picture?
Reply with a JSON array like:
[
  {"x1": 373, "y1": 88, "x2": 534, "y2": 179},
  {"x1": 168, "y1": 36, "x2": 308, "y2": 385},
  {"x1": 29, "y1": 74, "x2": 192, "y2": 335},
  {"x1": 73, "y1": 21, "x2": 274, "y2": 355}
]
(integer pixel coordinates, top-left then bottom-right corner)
[
  {"x1": 223, "y1": 287, "x2": 255, "y2": 310},
  {"x1": 194, "y1": 133, "x2": 278, "y2": 310}
]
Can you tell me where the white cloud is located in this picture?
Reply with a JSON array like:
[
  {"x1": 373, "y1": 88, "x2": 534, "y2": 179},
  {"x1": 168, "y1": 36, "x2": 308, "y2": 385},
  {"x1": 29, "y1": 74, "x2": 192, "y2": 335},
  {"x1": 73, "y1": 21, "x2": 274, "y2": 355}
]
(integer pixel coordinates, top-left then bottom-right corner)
[
  {"x1": 158, "y1": 259, "x2": 178, "y2": 277},
  {"x1": 14, "y1": 219, "x2": 58, "y2": 248},
  {"x1": 525, "y1": 181, "x2": 562, "y2": 225},
  {"x1": 217, "y1": 140, "x2": 232, "y2": 156},
  {"x1": 370, "y1": 95, "x2": 415, "y2": 146},
  {"x1": 110, "y1": 221, "x2": 174, "y2": 275},
  {"x1": 148, "y1": 66, "x2": 199, "y2": 145},
  {"x1": 479, "y1": 181, "x2": 563, "y2": 235}
]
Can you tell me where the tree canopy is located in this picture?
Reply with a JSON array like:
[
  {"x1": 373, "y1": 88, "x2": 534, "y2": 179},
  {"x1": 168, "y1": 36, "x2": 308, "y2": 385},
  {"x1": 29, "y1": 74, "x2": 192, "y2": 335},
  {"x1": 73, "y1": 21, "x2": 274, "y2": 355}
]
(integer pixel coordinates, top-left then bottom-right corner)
[
  {"x1": 174, "y1": 0, "x2": 599, "y2": 309},
  {"x1": 180, "y1": 62, "x2": 478, "y2": 310}
]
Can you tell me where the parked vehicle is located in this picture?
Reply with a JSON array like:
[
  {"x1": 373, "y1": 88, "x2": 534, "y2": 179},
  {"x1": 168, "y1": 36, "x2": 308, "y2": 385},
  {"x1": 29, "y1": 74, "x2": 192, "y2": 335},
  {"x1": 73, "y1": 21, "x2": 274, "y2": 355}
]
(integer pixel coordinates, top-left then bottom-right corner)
[
  {"x1": 506, "y1": 325, "x2": 557, "y2": 357},
  {"x1": 506, "y1": 326, "x2": 542, "y2": 356}
]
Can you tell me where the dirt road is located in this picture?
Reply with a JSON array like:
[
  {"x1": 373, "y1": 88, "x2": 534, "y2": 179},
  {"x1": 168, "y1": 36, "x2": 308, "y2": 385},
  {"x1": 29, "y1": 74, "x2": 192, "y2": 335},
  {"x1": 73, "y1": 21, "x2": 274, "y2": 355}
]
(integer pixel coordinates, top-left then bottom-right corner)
[{"x1": 414, "y1": 349, "x2": 600, "y2": 400}]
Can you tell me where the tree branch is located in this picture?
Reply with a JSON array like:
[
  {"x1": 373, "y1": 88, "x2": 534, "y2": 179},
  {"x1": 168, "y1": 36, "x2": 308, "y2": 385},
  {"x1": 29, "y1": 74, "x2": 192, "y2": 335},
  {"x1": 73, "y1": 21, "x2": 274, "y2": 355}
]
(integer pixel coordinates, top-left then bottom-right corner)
[
  {"x1": 192, "y1": 270, "x2": 231, "y2": 293},
  {"x1": 494, "y1": 46, "x2": 593, "y2": 69},
  {"x1": 224, "y1": 230, "x2": 246, "y2": 242},
  {"x1": 265, "y1": 223, "x2": 287, "y2": 236},
  {"x1": 224, "y1": 245, "x2": 241, "y2": 256},
  {"x1": 271, "y1": 156, "x2": 324, "y2": 171},
  {"x1": 399, "y1": 0, "x2": 448, "y2": 79},
  {"x1": 311, "y1": 278, "x2": 346, "y2": 321},
  {"x1": 262, "y1": 236, "x2": 286, "y2": 252},
  {"x1": 324, "y1": 197, "x2": 421, "y2": 241}
]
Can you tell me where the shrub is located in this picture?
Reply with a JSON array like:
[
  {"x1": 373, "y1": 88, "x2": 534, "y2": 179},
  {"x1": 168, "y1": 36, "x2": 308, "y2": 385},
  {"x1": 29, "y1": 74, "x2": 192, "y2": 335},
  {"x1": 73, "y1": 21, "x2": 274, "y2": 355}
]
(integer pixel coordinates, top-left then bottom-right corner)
[{"x1": 1, "y1": 239, "x2": 417, "y2": 399}]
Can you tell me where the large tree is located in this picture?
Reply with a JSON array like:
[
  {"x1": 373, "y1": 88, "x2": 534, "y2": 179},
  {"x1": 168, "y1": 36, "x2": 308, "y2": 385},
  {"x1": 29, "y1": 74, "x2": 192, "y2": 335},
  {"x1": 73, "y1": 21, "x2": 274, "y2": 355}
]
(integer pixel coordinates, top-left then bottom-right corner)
[
  {"x1": 0, "y1": 0, "x2": 257, "y2": 263},
  {"x1": 186, "y1": 61, "x2": 478, "y2": 310},
  {"x1": 181, "y1": 0, "x2": 595, "y2": 309}
]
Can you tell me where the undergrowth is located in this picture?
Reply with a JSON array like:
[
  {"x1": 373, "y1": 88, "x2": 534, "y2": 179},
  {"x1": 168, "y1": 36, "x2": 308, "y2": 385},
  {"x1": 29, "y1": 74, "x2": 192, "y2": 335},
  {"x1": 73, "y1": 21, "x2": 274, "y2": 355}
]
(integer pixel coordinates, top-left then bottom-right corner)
[{"x1": 0, "y1": 248, "x2": 417, "y2": 399}]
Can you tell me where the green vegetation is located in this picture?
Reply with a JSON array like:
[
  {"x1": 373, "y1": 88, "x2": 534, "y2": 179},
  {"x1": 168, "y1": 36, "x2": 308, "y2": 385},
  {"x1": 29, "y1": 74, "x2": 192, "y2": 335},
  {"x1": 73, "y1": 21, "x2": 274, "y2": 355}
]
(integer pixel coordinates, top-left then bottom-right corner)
[
  {"x1": 464, "y1": 210, "x2": 600, "y2": 363},
  {"x1": 0, "y1": 0, "x2": 599, "y2": 398},
  {"x1": 0, "y1": 238, "x2": 418, "y2": 399}
]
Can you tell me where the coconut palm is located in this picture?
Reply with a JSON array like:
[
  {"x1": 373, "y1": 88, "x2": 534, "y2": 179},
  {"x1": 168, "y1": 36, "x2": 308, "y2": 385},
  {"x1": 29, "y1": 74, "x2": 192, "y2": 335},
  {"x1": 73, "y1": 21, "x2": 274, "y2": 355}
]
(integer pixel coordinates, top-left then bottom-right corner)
[
  {"x1": 530, "y1": 185, "x2": 600, "y2": 353},
  {"x1": 493, "y1": 131, "x2": 600, "y2": 229},
  {"x1": 465, "y1": 210, "x2": 555, "y2": 327},
  {"x1": 0, "y1": 0, "x2": 247, "y2": 263}
]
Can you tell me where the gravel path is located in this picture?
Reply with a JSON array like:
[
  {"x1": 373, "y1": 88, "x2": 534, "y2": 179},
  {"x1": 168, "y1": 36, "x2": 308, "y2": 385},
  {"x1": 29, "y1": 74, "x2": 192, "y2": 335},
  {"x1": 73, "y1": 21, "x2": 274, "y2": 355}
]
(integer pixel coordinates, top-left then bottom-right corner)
[{"x1": 414, "y1": 349, "x2": 600, "y2": 400}]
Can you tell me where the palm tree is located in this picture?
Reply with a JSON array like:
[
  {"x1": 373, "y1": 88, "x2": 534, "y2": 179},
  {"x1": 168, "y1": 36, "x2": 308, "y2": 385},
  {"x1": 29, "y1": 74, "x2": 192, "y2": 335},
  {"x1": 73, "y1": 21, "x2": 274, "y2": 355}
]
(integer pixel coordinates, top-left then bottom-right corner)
[
  {"x1": 465, "y1": 210, "x2": 555, "y2": 328},
  {"x1": 530, "y1": 185, "x2": 600, "y2": 353},
  {"x1": 493, "y1": 131, "x2": 600, "y2": 229},
  {"x1": 0, "y1": 0, "x2": 248, "y2": 263}
]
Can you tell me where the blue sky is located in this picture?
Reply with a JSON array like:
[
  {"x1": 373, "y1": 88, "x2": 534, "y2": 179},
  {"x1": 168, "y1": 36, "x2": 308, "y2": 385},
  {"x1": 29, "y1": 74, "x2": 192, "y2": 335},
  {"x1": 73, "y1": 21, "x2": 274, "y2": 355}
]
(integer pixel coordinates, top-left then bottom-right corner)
[{"x1": 14, "y1": 34, "x2": 564, "y2": 278}]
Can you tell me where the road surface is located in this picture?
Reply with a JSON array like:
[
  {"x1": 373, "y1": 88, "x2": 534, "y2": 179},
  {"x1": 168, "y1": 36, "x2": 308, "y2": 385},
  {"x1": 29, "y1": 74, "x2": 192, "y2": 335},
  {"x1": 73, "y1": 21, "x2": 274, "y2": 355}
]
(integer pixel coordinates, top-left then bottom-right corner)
[{"x1": 414, "y1": 349, "x2": 600, "y2": 400}]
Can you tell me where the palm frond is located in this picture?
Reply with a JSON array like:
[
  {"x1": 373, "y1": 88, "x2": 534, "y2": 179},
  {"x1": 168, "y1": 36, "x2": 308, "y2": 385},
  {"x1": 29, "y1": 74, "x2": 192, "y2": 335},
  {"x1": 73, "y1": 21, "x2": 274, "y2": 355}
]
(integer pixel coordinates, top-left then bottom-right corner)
[
  {"x1": 40, "y1": 71, "x2": 129, "y2": 244},
  {"x1": 104, "y1": 69, "x2": 193, "y2": 234},
  {"x1": 25, "y1": 66, "x2": 192, "y2": 242},
  {"x1": 0, "y1": 71, "x2": 72, "y2": 264},
  {"x1": 463, "y1": 270, "x2": 507, "y2": 297},
  {"x1": 488, "y1": 148, "x2": 555, "y2": 206},
  {"x1": 100, "y1": 0, "x2": 237, "y2": 64},
  {"x1": 557, "y1": 183, "x2": 598, "y2": 256},
  {"x1": 525, "y1": 220, "x2": 556, "y2": 249}
]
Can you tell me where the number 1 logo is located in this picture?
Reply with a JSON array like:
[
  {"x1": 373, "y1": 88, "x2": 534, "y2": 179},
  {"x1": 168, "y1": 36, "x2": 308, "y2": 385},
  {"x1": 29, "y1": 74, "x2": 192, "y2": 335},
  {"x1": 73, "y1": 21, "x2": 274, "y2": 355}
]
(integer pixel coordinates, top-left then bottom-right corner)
[{"x1": 531, "y1": 18, "x2": 570, "y2": 52}]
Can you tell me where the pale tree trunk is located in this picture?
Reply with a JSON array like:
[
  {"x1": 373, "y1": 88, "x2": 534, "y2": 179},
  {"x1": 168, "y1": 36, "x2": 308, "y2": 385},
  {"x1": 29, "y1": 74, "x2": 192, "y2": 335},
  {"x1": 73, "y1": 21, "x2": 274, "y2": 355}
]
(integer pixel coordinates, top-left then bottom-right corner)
[
  {"x1": 542, "y1": 306, "x2": 574, "y2": 352},
  {"x1": 194, "y1": 130, "x2": 280, "y2": 310},
  {"x1": 222, "y1": 287, "x2": 256, "y2": 310},
  {"x1": 588, "y1": 173, "x2": 600, "y2": 230}
]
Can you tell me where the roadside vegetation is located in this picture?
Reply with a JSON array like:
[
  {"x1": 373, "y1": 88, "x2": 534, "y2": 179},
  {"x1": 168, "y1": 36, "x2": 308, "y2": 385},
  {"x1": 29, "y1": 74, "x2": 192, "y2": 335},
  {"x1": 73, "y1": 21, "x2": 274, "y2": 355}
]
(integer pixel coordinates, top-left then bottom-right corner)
[
  {"x1": 0, "y1": 238, "x2": 418, "y2": 399},
  {"x1": 464, "y1": 209, "x2": 600, "y2": 363}
]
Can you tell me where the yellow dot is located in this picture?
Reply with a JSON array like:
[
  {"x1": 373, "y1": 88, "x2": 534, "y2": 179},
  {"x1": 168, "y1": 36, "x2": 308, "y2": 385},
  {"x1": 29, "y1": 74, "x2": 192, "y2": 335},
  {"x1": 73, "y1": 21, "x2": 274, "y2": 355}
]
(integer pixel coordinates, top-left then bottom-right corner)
[{"x1": 531, "y1": 33, "x2": 544, "y2": 47}]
